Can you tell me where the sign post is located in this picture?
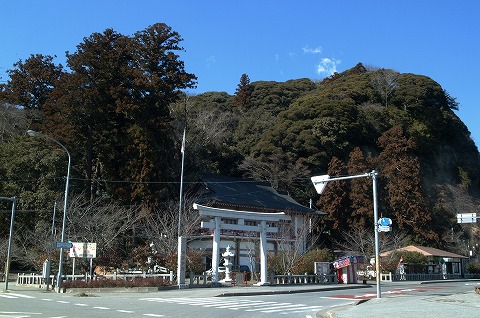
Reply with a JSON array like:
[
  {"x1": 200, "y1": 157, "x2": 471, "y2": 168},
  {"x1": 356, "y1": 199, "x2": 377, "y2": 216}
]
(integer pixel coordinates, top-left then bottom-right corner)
[
  {"x1": 457, "y1": 213, "x2": 477, "y2": 224},
  {"x1": 68, "y1": 242, "x2": 97, "y2": 280}
]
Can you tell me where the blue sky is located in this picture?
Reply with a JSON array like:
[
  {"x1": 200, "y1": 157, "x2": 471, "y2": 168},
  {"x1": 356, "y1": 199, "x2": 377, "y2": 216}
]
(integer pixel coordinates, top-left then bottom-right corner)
[{"x1": 1, "y1": 1, "x2": 479, "y2": 148}]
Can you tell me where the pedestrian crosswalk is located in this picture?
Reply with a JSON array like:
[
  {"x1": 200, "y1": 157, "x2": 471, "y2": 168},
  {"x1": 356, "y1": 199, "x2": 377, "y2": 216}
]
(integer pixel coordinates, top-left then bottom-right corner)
[
  {"x1": 0, "y1": 293, "x2": 35, "y2": 299},
  {"x1": 139, "y1": 297, "x2": 324, "y2": 314}
]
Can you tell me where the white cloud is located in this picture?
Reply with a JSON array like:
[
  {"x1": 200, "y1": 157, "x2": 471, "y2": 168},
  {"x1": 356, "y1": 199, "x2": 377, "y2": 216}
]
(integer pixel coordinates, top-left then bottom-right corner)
[
  {"x1": 303, "y1": 45, "x2": 322, "y2": 54},
  {"x1": 316, "y1": 58, "x2": 341, "y2": 76},
  {"x1": 206, "y1": 55, "x2": 215, "y2": 67}
]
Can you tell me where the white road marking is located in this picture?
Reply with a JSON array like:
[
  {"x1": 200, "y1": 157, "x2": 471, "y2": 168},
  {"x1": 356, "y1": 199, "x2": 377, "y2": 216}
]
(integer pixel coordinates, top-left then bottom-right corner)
[
  {"x1": 139, "y1": 296, "x2": 324, "y2": 315},
  {"x1": 3, "y1": 293, "x2": 35, "y2": 299},
  {"x1": 0, "y1": 312, "x2": 41, "y2": 315}
]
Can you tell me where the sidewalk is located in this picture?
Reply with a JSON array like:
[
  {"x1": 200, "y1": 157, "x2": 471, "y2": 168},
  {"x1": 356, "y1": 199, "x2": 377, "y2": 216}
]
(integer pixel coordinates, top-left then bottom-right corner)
[
  {"x1": 316, "y1": 282, "x2": 480, "y2": 318},
  {"x1": 317, "y1": 291, "x2": 480, "y2": 318}
]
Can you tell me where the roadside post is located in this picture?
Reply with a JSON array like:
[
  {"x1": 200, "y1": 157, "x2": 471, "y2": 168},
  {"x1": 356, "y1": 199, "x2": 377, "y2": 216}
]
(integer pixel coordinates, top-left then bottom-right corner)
[{"x1": 1, "y1": 196, "x2": 16, "y2": 291}]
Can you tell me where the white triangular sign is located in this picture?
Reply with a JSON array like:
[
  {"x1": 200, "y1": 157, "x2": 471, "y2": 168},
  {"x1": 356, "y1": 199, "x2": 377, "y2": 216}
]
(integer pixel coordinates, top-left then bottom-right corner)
[{"x1": 311, "y1": 175, "x2": 330, "y2": 194}]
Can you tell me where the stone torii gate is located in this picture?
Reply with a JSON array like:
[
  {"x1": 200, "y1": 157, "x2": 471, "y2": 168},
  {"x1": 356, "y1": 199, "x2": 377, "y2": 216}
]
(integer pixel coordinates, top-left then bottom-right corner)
[{"x1": 193, "y1": 203, "x2": 291, "y2": 285}]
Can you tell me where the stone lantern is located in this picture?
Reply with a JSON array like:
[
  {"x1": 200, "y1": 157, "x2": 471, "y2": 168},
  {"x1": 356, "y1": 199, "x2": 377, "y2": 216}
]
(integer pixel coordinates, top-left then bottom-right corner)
[{"x1": 221, "y1": 245, "x2": 235, "y2": 283}]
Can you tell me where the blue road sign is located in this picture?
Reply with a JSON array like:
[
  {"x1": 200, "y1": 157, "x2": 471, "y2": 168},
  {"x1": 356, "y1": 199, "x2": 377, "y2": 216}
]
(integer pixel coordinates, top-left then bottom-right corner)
[
  {"x1": 378, "y1": 218, "x2": 392, "y2": 227},
  {"x1": 55, "y1": 241, "x2": 73, "y2": 249}
]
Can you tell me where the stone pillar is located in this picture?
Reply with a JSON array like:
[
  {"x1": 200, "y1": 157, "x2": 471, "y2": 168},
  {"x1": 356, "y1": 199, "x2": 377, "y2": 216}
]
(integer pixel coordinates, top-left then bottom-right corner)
[
  {"x1": 257, "y1": 220, "x2": 269, "y2": 285},
  {"x1": 211, "y1": 216, "x2": 221, "y2": 283}
]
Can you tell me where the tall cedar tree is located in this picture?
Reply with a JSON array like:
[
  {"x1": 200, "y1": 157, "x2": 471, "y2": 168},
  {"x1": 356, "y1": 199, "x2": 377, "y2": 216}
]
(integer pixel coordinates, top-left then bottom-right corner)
[
  {"x1": 347, "y1": 147, "x2": 374, "y2": 229},
  {"x1": 233, "y1": 73, "x2": 253, "y2": 108},
  {"x1": 0, "y1": 54, "x2": 63, "y2": 110},
  {"x1": 377, "y1": 126, "x2": 439, "y2": 245},
  {"x1": 41, "y1": 23, "x2": 196, "y2": 205},
  {"x1": 316, "y1": 157, "x2": 351, "y2": 243}
]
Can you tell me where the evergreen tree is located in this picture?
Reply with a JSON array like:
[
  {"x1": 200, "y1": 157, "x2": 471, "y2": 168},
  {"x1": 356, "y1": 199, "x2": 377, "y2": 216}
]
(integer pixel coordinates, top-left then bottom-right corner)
[
  {"x1": 233, "y1": 73, "x2": 253, "y2": 108},
  {"x1": 347, "y1": 147, "x2": 373, "y2": 229},
  {"x1": 377, "y1": 126, "x2": 439, "y2": 244},
  {"x1": 41, "y1": 23, "x2": 197, "y2": 205},
  {"x1": 315, "y1": 157, "x2": 351, "y2": 242},
  {"x1": 0, "y1": 54, "x2": 63, "y2": 110}
]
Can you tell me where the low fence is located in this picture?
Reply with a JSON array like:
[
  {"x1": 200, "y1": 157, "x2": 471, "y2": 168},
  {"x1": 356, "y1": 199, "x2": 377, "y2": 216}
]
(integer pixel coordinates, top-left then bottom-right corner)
[
  {"x1": 270, "y1": 273, "x2": 337, "y2": 285},
  {"x1": 17, "y1": 273, "x2": 52, "y2": 286},
  {"x1": 390, "y1": 273, "x2": 463, "y2": 281},
  {"x1": 189, "y1": 272, "x2": 337, "y2": 287},
  {"x1": 189, "y1": 272, "x2": 211, "y2": 286},
  {"x1": 16, "y1": 271, "x2": 174, "y2": 287}
]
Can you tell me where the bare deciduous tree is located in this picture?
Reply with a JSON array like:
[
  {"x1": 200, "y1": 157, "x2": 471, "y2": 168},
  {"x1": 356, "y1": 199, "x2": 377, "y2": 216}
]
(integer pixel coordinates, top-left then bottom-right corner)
[
  {"x1": 334, "y1": 227, "x2": 408, "y2": 258},
  {"x1": 66, "y1": 195, "x2": 144, "y2": 266},
  {"x1": 141, "y1": 199, "x2": 202, "y2": 268},
  {"x1": 370, "y1": 68, "x2": 398, "y2": 107}
]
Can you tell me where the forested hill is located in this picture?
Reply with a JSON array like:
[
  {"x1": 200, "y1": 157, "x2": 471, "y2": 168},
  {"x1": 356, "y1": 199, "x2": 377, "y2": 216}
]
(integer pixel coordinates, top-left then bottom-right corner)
[
  {"x1": 0, "y1": 39, "x2": 479, "y2": 254},
  {"x1": 175, "y1": 63, "x2": 480, "y2": 249}
]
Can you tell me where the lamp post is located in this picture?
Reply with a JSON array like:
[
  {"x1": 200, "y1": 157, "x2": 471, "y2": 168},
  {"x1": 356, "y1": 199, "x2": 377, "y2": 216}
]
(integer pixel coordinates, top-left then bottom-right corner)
[
  {"x1": 1, "y1": 196, "x2": 16, "y2": 291},
  {"x1": 312, "y1": 170, "x2": 381, "y2": 299},
  {"x1": 27, "y1": 130, "x2": 71, "y2": 293}
]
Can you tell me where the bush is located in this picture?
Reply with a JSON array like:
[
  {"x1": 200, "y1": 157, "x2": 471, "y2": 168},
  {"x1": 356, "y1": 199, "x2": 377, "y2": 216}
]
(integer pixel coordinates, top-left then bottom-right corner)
[
  {"x1": 466, "y1": 262, "x2": 480, "y2": 274},
  {"x1": 268, "y1": 248, "x2": 332, "y2": 275},
  {"x1": 63, "y1": 277, "x2": 171, "y2": 289}
]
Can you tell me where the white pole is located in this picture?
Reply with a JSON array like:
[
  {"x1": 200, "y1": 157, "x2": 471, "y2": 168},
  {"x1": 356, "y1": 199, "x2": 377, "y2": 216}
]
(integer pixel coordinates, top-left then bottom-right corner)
[
  {"x1": 177, "y1": 128, "x2": 186, "y2": 286},
  {"x1": 178, "y1": 128, "x2": 186, "y2": 237},
  {"x1": 2, "y1": 196, "x2": 16, "y2": 291},
  {"x1": 45, "y1": 202, "x2": 56, "y2": 291},
  {"x1": 371, "y1": 170, "x2": 381, "y2": 299}
]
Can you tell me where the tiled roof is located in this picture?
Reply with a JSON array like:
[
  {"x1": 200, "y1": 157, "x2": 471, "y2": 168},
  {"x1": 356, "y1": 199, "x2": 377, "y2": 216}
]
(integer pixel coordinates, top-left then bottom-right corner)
[
  {"x1": 381, "y1": 245, "x2": 467, "y2": 258},
  {"x1": 193, "y1": 174, "x2": 323, "y2": 215}
]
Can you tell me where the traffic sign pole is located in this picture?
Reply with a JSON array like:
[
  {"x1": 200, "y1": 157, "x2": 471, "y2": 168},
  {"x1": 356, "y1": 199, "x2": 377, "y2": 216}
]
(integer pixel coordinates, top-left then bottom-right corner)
[{"x1": 312, "y1": 170, "x2": 382, "y2": 299}]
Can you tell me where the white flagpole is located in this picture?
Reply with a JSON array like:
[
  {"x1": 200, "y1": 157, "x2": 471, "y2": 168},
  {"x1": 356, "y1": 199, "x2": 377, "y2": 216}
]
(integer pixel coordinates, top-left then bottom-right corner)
[
  {"x1": 177, "y1": 128, "x2": 187, "y2": 287},
  {"x1": 178, "y1": 128, "x2": 186, "y2": 237}
]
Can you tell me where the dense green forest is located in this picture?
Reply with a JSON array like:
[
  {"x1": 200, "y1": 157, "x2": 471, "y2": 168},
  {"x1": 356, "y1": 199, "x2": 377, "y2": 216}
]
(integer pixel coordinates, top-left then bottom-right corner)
[{"x1": 1, "y1": 23, "x2": 479, "y2": 271}]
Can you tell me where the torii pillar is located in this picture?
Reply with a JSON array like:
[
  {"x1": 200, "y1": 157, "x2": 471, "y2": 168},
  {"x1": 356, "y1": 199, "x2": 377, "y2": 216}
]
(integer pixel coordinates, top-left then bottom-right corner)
[{"x1": 193, "y1": 203, "x2": 290, "y2": 285}]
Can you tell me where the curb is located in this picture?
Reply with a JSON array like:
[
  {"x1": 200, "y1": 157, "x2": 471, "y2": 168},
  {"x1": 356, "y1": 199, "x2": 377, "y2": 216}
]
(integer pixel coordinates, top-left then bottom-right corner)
[
  {"x1": 65, "y1": 285, "x2": 179, "y2": 294},
  {"x1": 217, "y1": 284, "x2": 372, "y2": 297},
  {"x1": 316, "y1": 299, "x2": 368, "y2": 318}
]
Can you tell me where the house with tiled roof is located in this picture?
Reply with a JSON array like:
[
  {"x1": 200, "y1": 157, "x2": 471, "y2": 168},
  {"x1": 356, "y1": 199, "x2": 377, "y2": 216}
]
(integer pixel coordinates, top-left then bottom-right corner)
[{"x1": 381, "y1": 245, "x2": 467, "y2": 277}]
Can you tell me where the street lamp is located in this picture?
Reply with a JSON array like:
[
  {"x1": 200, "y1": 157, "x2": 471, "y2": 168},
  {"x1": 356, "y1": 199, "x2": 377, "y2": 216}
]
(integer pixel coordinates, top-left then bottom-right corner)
[
  {"x1": 311, "y1": 170, "x2": 381, "y2": 299},
  {"x1": 27, "y1": 130, "x2": 71, "y2": 293}
]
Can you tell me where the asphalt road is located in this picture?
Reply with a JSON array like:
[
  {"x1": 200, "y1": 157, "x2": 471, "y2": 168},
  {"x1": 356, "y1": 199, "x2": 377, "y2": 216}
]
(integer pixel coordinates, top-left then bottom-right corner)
[{"x1": 0, "y1": 281, "x2": 475, "y2": 318}]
